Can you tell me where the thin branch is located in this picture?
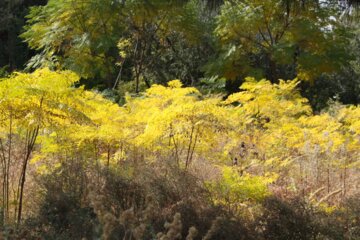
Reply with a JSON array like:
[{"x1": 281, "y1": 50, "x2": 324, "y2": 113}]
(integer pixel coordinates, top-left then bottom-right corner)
[{"x1": 315, "y1": 188, "x2": 342, "y2": 207}]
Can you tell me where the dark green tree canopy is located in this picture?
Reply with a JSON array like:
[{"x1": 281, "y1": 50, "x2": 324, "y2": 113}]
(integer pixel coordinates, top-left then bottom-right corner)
[
  {"x1": 22, "y1": 0, "x2": 213, "y2": 90},
  {"x1": 15, "y1": 0, "x2": 360, "y2": 108},
  {"x1": 206, "y1": 0, "x2": 353, "y2": 82}
]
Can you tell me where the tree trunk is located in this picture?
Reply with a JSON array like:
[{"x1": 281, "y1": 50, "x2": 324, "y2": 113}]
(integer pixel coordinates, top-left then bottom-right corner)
[{"x1": 17, "y1": 127, "x2": 39, "y2": 224}]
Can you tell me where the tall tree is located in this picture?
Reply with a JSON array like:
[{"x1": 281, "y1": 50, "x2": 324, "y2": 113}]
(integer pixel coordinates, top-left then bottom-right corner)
[
  {"x1": 206, "y1": 0, "x2": 353, "y2": 84},
  {"x1": 22, "y1": 0, "x2": 214, "y2": 90}
]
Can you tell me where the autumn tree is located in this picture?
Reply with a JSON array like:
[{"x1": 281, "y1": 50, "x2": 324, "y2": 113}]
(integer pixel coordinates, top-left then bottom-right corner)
[{"x1": 0, "y1": 68, "x2": 122, "y2": 224}]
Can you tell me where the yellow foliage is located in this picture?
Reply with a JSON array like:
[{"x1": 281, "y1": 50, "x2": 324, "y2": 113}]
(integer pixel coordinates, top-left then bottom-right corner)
[
  {"x1": 206, "y1": 166, "x2": 274, "y2": 214},
  {"x1": 1, "y1": 69, "x2": 359, "y2": 203}
]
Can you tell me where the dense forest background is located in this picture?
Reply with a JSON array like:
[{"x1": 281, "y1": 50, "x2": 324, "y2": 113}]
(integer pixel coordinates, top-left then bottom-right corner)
[{"x1": 0, "y1": 0, "x2": 359, "y2": 239}]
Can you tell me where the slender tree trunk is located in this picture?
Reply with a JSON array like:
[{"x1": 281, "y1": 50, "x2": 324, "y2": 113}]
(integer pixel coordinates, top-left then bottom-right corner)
[
  {"x1": 6, "y1": 111, "x2": 13, "y2": 223},
  {"x1": 299, "y1": 160, "x2": 305, "y2": 197},
  {"x1": 107, "y1": 145, "x2": 111, "y2": 168},
  {"x1": 316, "y1": 155, "x2": 320, "y2": 186},
  {"x1": 17, "y1": 127, "x2": 39, "y2": 224},
  {"x1": 185, "y1": 125, "x2": 195, "y2": 170},
  {"x1": 188, "y1": 128, "x2": 198, "y2": 168},
  {"x1": 342, "y1": 157, "x2": 347, "y2": 199},
  {"x1": 172, "y1": 135, "x2": 180, "y2": 167},
  {"x1": 268, "y1": 57, "x2": 278, "y2": 83},
  {"x1": 133, "y1": 36, "x2": 142, "y2": 94},
  {"x1": 327, "y1": 163, "x2": 330, "y2": 194},
  {"x1": 0, "y1": 139, "x2": 7, "y2": 225}
]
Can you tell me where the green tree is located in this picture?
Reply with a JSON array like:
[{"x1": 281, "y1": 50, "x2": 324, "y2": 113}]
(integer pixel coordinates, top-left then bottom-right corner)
[
  {"x1": 22, "y1": 0, "x2": 215, "y2": 91},
  {"x1": 207, "y1": 0, "x2": 353, "y2": 84}
]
